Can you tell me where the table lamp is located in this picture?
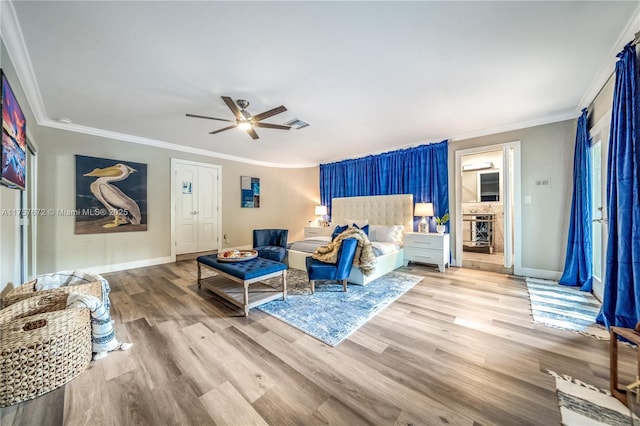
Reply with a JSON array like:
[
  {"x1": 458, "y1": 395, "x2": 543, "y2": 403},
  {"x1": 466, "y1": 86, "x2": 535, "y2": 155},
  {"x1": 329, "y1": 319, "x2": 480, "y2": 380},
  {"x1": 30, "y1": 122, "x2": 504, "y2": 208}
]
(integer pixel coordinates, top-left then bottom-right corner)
[
  {"x1": 414, "y1": 202, "x2": 434, "y2": 233},
  {"x1": 315, "y1": 205, "x2": 328, "y2": 227}
]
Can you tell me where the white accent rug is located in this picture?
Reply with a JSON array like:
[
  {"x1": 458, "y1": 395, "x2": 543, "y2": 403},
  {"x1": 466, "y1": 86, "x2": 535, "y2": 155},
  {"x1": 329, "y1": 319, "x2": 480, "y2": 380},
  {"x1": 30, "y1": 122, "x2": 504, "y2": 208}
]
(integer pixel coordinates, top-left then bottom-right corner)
[
  {"x1": 548, "y1": 370, "x2": 635, "y2": 425},
  {"x1": 525, "y1": 277, "x2": 609, "y2": 340}
]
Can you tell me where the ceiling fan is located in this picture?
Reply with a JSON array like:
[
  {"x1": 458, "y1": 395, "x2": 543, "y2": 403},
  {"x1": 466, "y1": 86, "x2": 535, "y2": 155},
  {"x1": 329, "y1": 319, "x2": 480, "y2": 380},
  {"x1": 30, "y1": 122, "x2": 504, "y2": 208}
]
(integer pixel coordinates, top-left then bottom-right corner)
[{"x1": 186, "y1": 96, "x2": 291, "y2": 140}]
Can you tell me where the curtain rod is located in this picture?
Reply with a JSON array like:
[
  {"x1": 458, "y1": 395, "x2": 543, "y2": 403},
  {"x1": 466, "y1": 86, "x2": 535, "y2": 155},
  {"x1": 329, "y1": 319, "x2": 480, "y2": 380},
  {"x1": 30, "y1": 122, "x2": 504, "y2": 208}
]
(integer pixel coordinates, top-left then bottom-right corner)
[{"x1": 588, "y1": 32, "x2": 639, "y2": 109}]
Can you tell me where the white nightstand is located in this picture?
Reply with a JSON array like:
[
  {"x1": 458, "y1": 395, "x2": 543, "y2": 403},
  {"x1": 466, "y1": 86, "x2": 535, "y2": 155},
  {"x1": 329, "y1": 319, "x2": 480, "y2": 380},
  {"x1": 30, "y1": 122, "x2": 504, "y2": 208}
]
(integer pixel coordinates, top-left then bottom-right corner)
[
  {"x1": 304, "y1": 227, "x2": 332, "y2": 239},
  {"x1": 403, "y1": 232, "x2": 449, "y2": 272}
]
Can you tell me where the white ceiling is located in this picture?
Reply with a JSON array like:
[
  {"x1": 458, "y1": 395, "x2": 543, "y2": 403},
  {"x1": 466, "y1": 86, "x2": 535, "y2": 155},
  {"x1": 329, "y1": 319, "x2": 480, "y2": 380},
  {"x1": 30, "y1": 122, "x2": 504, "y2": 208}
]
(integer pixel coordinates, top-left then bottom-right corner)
[{"x1": 6, "y1": 1, "x2": 639, "y2": 167}]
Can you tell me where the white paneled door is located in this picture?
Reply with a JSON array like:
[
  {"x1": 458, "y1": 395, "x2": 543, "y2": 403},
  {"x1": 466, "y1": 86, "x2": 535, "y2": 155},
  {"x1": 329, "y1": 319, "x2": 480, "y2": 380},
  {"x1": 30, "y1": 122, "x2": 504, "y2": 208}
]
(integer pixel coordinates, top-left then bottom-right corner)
[
  {"x1": 174, "y1": 161, "x2": 221, "y2": 254},
  {"x1": 590, "y1": 116, "x2": 610, "y2": 301}
]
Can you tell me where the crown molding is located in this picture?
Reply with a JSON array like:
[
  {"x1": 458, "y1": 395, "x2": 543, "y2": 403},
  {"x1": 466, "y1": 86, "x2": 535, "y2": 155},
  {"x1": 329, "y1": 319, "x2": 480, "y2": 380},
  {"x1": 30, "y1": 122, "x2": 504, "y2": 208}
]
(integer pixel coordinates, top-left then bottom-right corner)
[
  {"x1": 322, "y1": 109, "x2": 579, "y2": 163},
  {"x1": 451, "y1": 110, "x2": 580, "y2": 142},
  {"x1": 41, "y1": 119, "x2": 317, "y2": 168},
  {"x1": 578, "y1": 3, "x2": 640, "y2": 108},
  {"x1": 1, "y1": 1, "x2": 47, "y2": 123}
]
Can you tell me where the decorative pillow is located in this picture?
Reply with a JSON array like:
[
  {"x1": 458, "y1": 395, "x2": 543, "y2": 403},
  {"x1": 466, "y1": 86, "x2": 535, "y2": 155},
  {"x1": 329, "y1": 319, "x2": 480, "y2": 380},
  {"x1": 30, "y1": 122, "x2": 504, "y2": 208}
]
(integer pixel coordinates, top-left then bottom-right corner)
[
  {"x1": 353, "y1": 223, "x2": 369, "y2": 236},
  {"x1": 345, "y1": 218, "x2": 368, "y2": 228},
  {"x1": 369, "y1": 225, "x2": 404, "y2": 243},
  {"x1": 331, "y1": 224, "x2": 349, "y2": 241}
]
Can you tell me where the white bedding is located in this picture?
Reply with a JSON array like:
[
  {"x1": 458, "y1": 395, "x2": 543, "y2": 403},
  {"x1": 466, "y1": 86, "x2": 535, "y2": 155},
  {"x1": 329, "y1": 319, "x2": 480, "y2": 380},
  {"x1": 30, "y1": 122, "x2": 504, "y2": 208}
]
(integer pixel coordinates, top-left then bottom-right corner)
[
  {"x1": 374, "y1": 241, "x2": 402, "y2": 255},
  {"x1": 287, "y1": 194, "x2": 414, "y2": 285},
  {"x1": 289, "y1": 237, "x2": 400, "y2": 257}
]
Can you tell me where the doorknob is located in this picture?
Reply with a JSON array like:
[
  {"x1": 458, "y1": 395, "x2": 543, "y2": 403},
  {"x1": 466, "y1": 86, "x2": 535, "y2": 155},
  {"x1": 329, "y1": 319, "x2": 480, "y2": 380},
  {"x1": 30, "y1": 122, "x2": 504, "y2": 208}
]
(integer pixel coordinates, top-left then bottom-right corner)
[{"x1": 191, "y1": 211, "x2": 198, "y2": 215}]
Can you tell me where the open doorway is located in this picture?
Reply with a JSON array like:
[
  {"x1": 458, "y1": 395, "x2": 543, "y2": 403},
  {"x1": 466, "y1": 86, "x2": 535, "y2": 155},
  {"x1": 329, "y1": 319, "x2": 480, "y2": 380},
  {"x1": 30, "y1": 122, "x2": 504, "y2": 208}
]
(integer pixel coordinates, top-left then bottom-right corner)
[{"x1": 455, "y1": 142, "x2": 520, "y2": 274}]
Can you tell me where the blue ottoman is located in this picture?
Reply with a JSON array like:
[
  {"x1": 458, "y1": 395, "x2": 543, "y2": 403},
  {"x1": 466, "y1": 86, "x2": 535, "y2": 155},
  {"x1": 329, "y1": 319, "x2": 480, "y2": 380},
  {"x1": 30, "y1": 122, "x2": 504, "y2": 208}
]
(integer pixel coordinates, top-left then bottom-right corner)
[{"x1": 197, "y1": 255, "x2": 287, "y2": 316}]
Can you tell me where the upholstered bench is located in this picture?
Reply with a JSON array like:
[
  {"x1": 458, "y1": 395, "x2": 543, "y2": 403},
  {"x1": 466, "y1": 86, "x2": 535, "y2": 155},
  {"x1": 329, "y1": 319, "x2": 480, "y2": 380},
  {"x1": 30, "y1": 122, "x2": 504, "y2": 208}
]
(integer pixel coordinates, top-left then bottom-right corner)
[{"x1": 196, "y1": 255, "x2": 287, "y2": 316}]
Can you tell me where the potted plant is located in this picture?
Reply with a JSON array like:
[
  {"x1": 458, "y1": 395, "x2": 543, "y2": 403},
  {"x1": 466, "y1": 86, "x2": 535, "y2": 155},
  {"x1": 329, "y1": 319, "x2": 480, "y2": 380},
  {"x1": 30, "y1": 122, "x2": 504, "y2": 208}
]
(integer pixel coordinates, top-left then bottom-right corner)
[{"x1": 435, "y1": 213, "x2": 449, "y2": 235}]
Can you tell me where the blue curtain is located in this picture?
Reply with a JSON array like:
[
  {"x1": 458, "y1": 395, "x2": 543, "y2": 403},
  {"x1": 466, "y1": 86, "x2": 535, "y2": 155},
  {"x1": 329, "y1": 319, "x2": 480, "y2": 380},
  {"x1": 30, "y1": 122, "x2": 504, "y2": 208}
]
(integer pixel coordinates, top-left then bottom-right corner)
[
  {"x1": 597, "y1": 43, "x2": 640, "y2": 330},
  {"x1": 558, "y1": 108, "x2": 593, "y2": 291},
  {"x1": 319, "y1": 141, "x2": 449, "y2": 232}
]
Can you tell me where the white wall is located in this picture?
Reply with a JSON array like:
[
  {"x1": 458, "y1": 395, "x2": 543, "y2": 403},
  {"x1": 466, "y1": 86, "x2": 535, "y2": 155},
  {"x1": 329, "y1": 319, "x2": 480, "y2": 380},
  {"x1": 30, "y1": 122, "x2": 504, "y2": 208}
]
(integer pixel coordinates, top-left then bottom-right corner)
[
  {"x1": 450, "y1": 120, "x2": 575, "y2": 278},
  {"x1": 32, "y1": 126, "x2": 319, "y2": 275}
]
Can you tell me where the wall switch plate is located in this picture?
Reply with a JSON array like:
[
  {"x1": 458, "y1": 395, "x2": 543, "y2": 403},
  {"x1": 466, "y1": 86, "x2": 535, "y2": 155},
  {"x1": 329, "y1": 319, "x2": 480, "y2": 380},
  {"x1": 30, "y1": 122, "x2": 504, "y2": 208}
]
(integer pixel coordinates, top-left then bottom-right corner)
[
  {"x1": 535, "y1": 178, "x2": 551, "y2": 188},
  {"x1": 524, "y1": 195, "x2": 532, "y2": 204}
]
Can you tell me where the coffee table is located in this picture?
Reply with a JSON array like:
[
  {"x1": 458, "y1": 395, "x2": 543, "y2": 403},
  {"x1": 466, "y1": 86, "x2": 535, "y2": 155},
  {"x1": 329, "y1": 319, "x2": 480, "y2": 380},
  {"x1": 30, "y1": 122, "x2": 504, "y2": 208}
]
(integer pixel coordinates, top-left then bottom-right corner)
[{"x1": 197, "y1": 254, "x2": 287, "y2": 316}]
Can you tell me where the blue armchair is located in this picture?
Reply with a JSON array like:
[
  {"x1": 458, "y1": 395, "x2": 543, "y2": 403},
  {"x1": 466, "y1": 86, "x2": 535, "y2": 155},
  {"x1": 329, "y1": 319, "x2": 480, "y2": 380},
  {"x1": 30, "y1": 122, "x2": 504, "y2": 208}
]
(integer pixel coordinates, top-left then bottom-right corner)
[
  {"x1": 253, "y1": 229, "x2": 288, "y2": 262},
  {"x1": 305, "y1": 238, "x2": 358, "y2": 293}
]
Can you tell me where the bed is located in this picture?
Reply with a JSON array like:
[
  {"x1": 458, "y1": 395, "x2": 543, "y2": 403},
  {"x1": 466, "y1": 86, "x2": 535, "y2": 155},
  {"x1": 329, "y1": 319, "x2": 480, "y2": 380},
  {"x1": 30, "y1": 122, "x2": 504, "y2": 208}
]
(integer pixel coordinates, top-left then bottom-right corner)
[{"x1": 287, "y1": 194, "x2": 414, "y2": 285}]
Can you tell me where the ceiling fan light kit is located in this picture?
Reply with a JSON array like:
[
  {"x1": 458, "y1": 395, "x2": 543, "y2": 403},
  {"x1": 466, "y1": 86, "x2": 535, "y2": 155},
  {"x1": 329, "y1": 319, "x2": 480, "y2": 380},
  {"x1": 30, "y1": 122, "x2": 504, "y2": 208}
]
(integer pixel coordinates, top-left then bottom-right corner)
[
  {"x1": 237, "y1": 121, "x2": 252, "y2": 130},
  {"x1": 186, "y1": 96, "x2": 291, "y2": 140}
]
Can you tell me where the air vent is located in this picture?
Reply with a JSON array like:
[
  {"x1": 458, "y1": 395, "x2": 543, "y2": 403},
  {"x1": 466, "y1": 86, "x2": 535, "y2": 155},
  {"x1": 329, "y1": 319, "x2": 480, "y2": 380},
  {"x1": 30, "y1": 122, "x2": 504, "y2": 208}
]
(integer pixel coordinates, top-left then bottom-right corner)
[{"x1": 284, "y1": 118, "x2": 310, "y2": 129}]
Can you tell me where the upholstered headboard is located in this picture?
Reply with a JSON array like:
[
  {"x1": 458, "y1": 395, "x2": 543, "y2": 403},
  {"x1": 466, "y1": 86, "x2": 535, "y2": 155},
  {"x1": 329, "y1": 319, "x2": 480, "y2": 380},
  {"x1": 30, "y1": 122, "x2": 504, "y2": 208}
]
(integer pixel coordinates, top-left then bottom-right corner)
[{"x1": 331, "y1": 194, "x2": 414, "y2": 234}]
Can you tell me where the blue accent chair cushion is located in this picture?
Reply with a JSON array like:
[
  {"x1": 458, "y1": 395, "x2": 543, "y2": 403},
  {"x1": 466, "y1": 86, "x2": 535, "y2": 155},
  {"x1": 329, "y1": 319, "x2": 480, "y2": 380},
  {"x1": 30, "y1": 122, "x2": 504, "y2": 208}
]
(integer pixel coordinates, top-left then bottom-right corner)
[
  {"x1": 306, "y1": 238, "x2": 358, "y2": 293},
  {"x1": 253, "y1": 229, "x2": 288, "y2": 262}
]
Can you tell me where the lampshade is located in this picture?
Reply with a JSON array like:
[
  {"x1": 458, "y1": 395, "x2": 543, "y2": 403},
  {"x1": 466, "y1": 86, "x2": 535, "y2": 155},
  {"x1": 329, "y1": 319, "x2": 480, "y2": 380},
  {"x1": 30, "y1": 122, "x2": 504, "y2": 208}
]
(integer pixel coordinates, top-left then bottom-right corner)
[
  {"x1": 414, "y1": 202, "x2": 434, "y2": 217},
  {"x1": 315, "y1": 205, "x2": 328, "y2": 216}
]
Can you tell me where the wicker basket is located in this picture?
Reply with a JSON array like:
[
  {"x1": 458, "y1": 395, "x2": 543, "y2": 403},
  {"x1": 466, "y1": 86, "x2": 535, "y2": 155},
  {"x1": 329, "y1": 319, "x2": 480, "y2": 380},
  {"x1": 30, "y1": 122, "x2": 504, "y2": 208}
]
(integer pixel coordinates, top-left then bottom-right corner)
[
  {"x1": 0, "y1": 291, "x2": 92, "y2": 407},
  {"x1": 2, "y1": 277, "x2": 102, "y2": 308}
]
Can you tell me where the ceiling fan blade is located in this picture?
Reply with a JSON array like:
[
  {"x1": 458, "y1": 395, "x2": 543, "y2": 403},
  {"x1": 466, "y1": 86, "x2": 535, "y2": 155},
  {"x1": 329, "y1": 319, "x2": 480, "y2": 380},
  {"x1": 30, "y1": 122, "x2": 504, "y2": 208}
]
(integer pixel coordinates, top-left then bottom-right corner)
[
  {"x1": 222, "y1": 96, "x2": 243, "y2": 120},
  {"x1": 254, "y1": 122, "x2": 291, "y2": 130},
  {"x1": 209, "y1": 124, "x2": 237, "y2": 134},
  {"x1": 186, "y1": 113, "x2": 232, "y2": 122},
  {"x1": 247, "y1": 127, "x2": 260, "y2": 140},
  {"x1": 251, "y1": 105, "x2": 287, "y2": 122}
]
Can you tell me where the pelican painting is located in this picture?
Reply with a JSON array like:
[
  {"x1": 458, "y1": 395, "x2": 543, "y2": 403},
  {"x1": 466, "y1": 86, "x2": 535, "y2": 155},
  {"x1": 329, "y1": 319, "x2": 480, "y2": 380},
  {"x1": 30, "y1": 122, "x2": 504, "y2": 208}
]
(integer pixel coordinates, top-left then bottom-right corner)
[{"x1": 75, "y1": 155, "x2": 147, "y2": 234}]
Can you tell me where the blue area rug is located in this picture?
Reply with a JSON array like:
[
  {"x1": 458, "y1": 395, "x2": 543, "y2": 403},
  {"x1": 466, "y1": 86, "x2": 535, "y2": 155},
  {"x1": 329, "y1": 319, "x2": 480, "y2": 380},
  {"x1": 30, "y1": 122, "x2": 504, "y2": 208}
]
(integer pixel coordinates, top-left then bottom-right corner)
[
  {"x1": 525, "y1": 277, "x2": 609, "y2": 339},
  {"x1": 258, "y1": 270, "x2": 423, "y2": 346}
]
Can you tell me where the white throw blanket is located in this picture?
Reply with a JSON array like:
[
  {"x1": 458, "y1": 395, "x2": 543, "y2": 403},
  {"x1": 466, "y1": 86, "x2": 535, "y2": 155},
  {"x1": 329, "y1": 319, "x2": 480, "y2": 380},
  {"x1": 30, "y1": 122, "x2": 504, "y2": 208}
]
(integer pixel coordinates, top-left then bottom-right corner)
[
  {"x1": 35, "y1": 269, "x2": 112, "y2": 312},
  {"x1": 66, "y1": 293, "x2": 121, "y2": 353},
  {"x1": 35, "y1": 270, "x2": 131, "y2": 360}
]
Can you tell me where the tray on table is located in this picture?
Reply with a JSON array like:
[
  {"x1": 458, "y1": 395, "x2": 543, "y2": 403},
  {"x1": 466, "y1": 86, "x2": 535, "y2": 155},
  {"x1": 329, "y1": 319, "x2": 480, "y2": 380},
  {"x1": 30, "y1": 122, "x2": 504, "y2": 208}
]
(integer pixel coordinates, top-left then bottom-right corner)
[{"x1": 217, "y1": 250, "x2": 258, "y2": 262}]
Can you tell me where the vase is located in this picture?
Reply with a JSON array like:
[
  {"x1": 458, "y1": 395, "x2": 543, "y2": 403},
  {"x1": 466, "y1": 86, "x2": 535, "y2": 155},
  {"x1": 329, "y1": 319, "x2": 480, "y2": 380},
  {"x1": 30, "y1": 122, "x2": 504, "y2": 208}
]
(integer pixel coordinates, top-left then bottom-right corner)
[{"x1": 436, "y1": 225, "x2": 445, "y2": 235}]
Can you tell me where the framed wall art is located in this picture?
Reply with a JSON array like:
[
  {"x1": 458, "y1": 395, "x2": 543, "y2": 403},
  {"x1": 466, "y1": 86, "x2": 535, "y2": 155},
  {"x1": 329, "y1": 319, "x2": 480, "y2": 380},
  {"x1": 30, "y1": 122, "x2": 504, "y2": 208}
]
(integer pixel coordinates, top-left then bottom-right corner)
[
  {"x1": 241, "y1": 176, "x2": 260, "y2": 208},
  {"x1": 75, "y1": 154, "x2": 147, "y2": 234}
]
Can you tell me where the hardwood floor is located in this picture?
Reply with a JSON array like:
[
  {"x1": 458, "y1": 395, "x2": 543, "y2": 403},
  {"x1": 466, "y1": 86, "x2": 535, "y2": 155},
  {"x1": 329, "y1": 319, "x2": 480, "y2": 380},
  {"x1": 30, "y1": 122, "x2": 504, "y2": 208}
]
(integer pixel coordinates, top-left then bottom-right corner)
[{"x1": 1, "y1": 262, "x2": 636, "y2": 425}]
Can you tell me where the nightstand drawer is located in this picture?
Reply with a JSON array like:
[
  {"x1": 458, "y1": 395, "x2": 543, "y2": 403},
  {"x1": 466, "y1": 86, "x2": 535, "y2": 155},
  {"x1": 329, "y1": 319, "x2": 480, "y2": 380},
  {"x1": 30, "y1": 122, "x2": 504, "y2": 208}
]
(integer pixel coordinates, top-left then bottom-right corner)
[
  {"x1": 404, "y1": 248, "x2": 443, "y2": 263},
  {"x1": 404, "y1": 234, "x2": 444, "y2": 249}
]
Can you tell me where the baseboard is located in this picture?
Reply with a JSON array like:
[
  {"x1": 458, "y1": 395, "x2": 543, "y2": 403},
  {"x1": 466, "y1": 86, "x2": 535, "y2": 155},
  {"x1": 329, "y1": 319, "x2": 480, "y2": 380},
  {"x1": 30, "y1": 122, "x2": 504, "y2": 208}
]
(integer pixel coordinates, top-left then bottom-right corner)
[
  {"x1": 514, "y1": 266, "x2": 562, "y2": 281},
  {"x1": 80, "y1": 256, "x2": 175, "y2": 275}
]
